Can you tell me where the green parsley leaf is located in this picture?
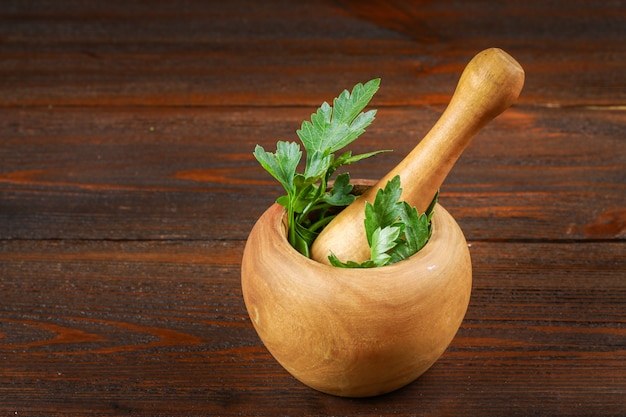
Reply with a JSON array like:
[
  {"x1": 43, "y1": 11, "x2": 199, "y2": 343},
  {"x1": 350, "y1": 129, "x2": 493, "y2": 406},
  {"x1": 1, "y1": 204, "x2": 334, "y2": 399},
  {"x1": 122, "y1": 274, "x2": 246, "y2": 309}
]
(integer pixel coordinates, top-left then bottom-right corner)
[
  {"x1": 369, "y1": 225, "x2": 402, "y2": 266},
  {"x1": 303, "y1": 149, "x2": 332, "y2": 180},
  {"x1": 328, "y1": 253, "x2": 367, "y2": 268},
  {"x1": 364, "y1": 175, "x2": 403, "y2": 246},
  {"x1": 399, "y1": 201, "x2": 430, "y2": 254},
  {"x1": 297, "y1": 79, "x2": 380, "y2": 155},
  {"x1": 253, "y1": 141, "x2": 301, "y2": 194},
  {"x1": 322, "y1": 173, "x2": 355, "y2": 206},
  {"x1": 333, "y1": 79, "x2": 380, "y2": 127}
]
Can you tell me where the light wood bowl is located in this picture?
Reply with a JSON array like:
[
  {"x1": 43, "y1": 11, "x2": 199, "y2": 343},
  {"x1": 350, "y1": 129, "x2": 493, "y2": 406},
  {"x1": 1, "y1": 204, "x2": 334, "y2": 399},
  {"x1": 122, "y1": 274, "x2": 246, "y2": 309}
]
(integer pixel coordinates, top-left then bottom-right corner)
[{"x1": 241, "y1": 183, "x2": 472, "y2": 397}]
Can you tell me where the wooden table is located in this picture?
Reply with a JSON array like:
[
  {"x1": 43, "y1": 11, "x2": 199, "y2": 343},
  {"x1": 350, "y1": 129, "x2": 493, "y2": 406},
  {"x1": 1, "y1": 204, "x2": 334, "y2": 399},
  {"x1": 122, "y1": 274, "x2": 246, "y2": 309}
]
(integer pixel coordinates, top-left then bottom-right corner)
[{"x1": 1, "y1": 1, "x2": 624, "y2": 415}]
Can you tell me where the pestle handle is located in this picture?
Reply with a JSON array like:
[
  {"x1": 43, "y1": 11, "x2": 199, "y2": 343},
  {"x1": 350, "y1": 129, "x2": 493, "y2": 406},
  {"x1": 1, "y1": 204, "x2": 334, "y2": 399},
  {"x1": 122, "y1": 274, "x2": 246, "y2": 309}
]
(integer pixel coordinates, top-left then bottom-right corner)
[{"x1": 311, "y1": 48, "x2": 525, "y2": 264}]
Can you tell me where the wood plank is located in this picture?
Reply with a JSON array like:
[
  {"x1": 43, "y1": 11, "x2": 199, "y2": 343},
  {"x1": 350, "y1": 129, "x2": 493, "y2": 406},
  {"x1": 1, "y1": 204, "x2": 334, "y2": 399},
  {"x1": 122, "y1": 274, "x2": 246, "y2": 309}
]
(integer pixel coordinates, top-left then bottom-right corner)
[
  {"x1": 0, "y1": 239, "x2": 624, "y2": 415},
  {"x1": 1, "y1": 106, "x2": 624, "y2": 240},
  {"x1": 1, "y1": 1, "x2": 623, "y2": 416},
  {"x1": 0, "y1": 1, "x2": 623, "y2": 107}
]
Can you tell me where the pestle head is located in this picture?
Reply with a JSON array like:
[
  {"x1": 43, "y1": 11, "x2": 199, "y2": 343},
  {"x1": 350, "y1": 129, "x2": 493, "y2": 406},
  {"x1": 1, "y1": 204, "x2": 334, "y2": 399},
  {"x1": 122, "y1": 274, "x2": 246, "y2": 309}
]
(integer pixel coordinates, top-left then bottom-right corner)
[{"x1": 311, "y1": 48, "x2": 525, "y2": 265}]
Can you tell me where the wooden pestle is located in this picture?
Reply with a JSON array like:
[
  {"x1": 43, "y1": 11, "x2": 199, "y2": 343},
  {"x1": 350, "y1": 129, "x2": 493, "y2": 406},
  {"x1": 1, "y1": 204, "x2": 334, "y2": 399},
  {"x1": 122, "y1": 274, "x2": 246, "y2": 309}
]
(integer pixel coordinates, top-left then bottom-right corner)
[{"x1": 311, "y1": 48, "x2": 525, "y2": 264}]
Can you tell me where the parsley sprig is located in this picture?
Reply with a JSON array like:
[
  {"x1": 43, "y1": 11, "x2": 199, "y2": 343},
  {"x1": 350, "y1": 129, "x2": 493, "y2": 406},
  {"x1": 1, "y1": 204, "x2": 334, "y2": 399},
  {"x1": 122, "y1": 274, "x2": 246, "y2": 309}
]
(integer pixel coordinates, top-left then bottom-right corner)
[
  {"x1": 253, "y1": 79, "x2": 436, "y2": 267},
  {"x1": 329, "y1": 176, "x2": 437, "y2": 268}
]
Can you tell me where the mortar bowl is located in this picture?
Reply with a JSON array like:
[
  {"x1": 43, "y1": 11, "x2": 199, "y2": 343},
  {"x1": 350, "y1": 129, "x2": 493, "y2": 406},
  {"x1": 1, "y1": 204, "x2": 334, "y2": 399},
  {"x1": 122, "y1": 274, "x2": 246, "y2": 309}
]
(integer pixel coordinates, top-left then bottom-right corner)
[{"x1": 241, "y1": 183, "x2": 472, "y2": 397}]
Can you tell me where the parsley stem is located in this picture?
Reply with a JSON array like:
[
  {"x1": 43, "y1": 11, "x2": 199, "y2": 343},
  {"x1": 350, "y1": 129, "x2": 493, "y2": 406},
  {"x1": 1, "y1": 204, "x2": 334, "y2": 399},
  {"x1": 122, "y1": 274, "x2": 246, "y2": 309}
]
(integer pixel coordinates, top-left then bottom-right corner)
[
  {"x1": 308, "y1": 214, "x2": 336, "y2": 233},
  {"x1": 287, "y1": 203, "x2": 297, "y2": 249}
]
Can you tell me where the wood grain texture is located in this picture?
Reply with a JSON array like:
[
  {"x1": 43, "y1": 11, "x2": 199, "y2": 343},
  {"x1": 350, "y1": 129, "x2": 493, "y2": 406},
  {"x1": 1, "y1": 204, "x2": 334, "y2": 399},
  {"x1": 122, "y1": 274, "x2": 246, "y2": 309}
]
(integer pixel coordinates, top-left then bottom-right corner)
[
  {"x1": 0, "y1": 0, "x2": 624, "y2": 107},
  {"x1": 0, "y1": 0, "x2": 624, "y2": 415},
  {"x1": 1, "y1": 240, "x2": 624, "y2": 415},
  {"x1": 1, "y1": 106, "x2": 623, "y2": 241}
]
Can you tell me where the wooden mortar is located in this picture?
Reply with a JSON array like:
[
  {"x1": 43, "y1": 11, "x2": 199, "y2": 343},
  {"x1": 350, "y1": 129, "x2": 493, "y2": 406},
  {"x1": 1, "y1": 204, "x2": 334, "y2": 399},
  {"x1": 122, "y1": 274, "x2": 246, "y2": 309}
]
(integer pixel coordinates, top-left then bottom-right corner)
[{"x1": 241, "y1": 181, "x2": 471, "y2": 397}]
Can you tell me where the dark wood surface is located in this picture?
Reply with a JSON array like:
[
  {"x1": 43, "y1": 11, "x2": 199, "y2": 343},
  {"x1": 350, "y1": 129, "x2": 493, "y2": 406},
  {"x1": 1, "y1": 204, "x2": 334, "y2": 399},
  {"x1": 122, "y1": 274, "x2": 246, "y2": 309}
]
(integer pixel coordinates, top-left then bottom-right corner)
[{"x1": 1, "y1": 1, "x2": 625, "y2": 415}]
